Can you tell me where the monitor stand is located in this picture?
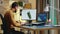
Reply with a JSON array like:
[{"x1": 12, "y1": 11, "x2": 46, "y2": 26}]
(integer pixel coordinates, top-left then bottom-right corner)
[{"x1": 27, "y1": 20, "x2": 32, "y2": 26}]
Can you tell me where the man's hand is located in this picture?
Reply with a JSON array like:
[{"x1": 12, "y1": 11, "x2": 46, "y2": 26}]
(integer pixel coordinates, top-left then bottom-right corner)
[
  {"x1": 20, "y1": 22, "x2": 27, "y2": 26},
  {"x1": 16, "y1": 21, "x2": 27, "y2": 26}
]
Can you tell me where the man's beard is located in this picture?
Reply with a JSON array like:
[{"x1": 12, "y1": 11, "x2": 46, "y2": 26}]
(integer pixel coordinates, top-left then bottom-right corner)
[{"x1": 14, "y1": 10, "x2": 16, "y2": 13}]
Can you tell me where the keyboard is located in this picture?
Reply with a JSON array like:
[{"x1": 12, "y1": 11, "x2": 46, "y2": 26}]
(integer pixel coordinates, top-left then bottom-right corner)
[{"x1": 24, "y1": 22, "x2": 45, "y2": 26}]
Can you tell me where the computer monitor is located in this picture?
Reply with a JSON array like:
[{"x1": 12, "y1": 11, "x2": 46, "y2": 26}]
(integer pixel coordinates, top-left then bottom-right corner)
[
  {"x1": 37, "y1": 13, "x2": 47, "y2": 22},
  {"x1": 22, "y1": 9, "x2": 36, "y2": 20}
]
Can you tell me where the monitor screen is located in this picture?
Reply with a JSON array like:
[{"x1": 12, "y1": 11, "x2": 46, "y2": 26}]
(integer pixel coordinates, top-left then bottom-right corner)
[
  {"x1": 37, "y1": 13, "x2": 47, "y2": 22},
  {"x1": 22, "y1": 9, "x2": 36, "y2": 20}
]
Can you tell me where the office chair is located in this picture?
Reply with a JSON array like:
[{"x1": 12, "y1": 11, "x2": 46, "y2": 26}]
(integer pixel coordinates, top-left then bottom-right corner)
[
  {"x1": 0, "y1": 14, "x2": 7, "y2": 34},
  {"x1": 0, "y1": 14, "x2": 4, "y2": 30},
  {"x1": 0, "y1": 14, "x2": 8, "y2": 30}
]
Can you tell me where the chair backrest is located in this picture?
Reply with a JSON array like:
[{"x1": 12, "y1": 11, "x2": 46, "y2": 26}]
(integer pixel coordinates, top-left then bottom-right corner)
[
  {"x1": 0, "y1": 14, "x2": 7, "y2": 24},
  {"x1": 0, "y1": 14, "x2": 4, "y2": 30},
  {"x1": 0, "y1": 14, "x2": 4, "y2": 23},
  {"x1": 0, "y1": 14, "x2": 6, "y2": 30}
]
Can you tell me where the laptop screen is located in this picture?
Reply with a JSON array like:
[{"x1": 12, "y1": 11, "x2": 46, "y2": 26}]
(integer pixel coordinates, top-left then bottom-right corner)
[{"x1": 37, "y1": 13, "x2": 47, "y2": 22}]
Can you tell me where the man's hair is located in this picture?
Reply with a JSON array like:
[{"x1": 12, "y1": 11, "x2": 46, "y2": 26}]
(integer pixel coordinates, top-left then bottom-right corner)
[{"x1": 11, "y1": 2, "x2": 18, "y2": 8}]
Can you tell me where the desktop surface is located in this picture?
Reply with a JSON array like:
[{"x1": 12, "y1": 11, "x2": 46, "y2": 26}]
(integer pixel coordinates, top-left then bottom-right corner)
[{"x1": 22, "y1": 25, "x2": 58, "y2": 30}]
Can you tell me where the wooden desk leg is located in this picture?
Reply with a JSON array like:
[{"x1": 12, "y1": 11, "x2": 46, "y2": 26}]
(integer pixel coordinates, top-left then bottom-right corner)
[
  {"x1": 54, "y1": 30, "x2": 58, "y2": 34},
  {"x1": 40, "y1": 30, "x2": 44, "y2": 34},
  {"x1": 50, "y1": 30, "x2": 58, "y2": 34},
  {"x1": 35, "y1": 30, "x2": 39, "y2": 34},
  {"x1": 31, "y1": 31, "x2": 34, "y2": 34}
]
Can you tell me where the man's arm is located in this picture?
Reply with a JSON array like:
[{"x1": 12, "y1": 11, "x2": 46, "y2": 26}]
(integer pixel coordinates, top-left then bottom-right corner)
[{"x1": 9, "y1": 11, "x2": 21, "y2": 27}]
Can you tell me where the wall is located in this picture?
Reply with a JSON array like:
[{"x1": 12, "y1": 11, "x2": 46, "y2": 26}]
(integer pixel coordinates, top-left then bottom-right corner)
[
  {"x1": 29, "y1": 0, "x2": 36, "y2": 9},
  {"x1": 0, "y1": 0, "x2": 9, "y2": 25}
]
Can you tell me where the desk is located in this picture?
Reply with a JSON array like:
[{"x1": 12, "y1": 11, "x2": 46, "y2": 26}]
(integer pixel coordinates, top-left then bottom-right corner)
[{"x1": 20, "y1": 25, "x2": 60, "y2": 34}]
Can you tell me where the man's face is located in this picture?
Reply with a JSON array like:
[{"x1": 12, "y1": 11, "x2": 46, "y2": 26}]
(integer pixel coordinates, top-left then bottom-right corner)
[
  {"x1": 15, "y1": 6, "x2": 18, "y2": 10},
  {"x1": 12, "y1": 6, "x2": 18, "y2": 13},
  {"x1": 13, "y1": 6, "x2": 18, "y2": 13}
]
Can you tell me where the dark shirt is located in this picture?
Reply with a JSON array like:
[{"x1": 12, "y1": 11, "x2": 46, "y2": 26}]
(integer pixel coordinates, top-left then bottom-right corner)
[{"x1": 4, "y1": 12, "x2": 13, "y2": 30}]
